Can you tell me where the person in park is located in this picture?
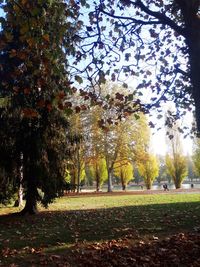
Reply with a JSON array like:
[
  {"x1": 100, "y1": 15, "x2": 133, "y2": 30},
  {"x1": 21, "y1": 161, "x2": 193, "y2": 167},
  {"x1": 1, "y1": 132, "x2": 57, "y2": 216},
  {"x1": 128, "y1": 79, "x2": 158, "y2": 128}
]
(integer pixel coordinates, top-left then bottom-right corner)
[{"x1": 163, "y1": 183, "x2": 169, "y2": 191}]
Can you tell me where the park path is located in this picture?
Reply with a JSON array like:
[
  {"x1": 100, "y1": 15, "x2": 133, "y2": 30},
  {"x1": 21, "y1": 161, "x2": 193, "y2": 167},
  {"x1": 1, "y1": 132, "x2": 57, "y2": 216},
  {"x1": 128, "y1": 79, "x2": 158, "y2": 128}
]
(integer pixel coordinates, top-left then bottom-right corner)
[{"x1": 65, "y1": 188, "x2": 200, "y2": 197}]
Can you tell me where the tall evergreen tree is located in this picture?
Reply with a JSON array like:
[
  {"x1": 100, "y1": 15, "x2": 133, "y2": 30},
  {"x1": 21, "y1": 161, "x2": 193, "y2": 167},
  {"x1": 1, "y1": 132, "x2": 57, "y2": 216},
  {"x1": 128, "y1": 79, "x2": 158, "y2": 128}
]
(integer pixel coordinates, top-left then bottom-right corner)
[{"x1": 0, "y1": 0, "x2": 80, "y2": 213}]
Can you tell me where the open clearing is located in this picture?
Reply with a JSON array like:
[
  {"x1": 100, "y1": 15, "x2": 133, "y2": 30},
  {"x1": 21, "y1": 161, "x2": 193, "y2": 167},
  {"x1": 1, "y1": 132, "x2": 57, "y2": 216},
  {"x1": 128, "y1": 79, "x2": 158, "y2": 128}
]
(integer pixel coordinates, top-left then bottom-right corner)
[{"x1": 0, "y1": 191, "x2": 200, "y2": 266}]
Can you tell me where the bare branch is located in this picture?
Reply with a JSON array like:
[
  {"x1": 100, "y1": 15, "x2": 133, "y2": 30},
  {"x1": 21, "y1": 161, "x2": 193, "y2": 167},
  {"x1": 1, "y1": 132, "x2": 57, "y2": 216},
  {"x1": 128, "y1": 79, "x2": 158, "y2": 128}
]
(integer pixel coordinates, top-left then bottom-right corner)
[
  {"x1": 99, "y1": 7, "x2": 162, "y2": 26},
  {"x1": 132, "y1": 0, "x2": 187, "y2": 37}
]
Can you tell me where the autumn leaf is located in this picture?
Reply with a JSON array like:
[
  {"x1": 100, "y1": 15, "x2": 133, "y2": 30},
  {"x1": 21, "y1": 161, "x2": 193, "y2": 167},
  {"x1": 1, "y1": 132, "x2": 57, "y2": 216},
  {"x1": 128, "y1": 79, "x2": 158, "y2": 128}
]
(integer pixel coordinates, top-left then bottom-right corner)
[
  {"x1": 22, "y1": 0, "x2": 28, "y2": 5},
  {"x1": 64, "y1": 101, "x2": 72, "y2": 108},
  {"x1": 43, "y1": 34, "x2": 50, "y2": 42},
  {"x1": 9, "y1": 49, "x2": 17, "y2": 57},
  {"x1": 46, "y1": 103, "x2": 53, "y2": 112},
  {"x1": 75, "y1": 75, "x2": 83, "y2": 84},
  {"x1": 17, "y1": 51, "x2": 27, "y2": 60},
  {"x1": 80, "y1": 104, "x2": 87, "y2": 110},
  {"x1": 58, "y1": 103, "x2": 64, "y2": 110},
  {"x1": 26, "y1": 38, "x2": 35, "y2": 47},
  {"x1": 115, "y1": 92, "x2": 124, "y2": 101},
  {"x1": 37, "y1": 99, "x2": 45, "y2": 108},
  {"x1": 24, "y1": 88, "x2": 31, "y2": 95},
  {"x1": 75, "y1": 106, "x2": 81, "y2": 113},
  {"x1": 22, "y1": 108, "x2": 39, "y2": 118},
  {"x1": 57, "y1": 91, "x2": 66, "y2": 99}
]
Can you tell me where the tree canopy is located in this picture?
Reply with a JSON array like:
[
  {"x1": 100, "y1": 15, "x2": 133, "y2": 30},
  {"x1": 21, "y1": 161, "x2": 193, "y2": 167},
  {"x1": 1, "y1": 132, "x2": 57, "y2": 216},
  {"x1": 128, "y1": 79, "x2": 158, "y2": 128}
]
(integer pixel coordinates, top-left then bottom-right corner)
[{"x1": 76, "y1": 0, "x2": 200, "y2": 134}]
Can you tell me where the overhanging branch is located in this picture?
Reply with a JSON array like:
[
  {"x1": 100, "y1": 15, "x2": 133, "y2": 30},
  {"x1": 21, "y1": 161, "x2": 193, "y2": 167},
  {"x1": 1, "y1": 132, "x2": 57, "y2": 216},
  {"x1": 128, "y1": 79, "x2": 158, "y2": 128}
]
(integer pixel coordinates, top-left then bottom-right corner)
[
  {"x1": 99, "y1": 7, "x2": 162, "y2": 25},
  {"x1": 132, "y1": 0, "x2": 187, "y2": 37}
]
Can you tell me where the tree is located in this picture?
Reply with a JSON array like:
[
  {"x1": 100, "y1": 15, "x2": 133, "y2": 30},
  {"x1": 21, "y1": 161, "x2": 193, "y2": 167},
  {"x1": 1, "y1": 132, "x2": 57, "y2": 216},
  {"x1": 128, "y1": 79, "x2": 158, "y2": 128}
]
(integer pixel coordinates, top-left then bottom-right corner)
[
  {"x1": 156, "y1": 155, "x2": 169, "y2": 184},
  {"x1": 186, "y1": 155, "x2": 195, "y2": 182},
  {"x1": 87, "y1": 158, "x2": 108, "y2": 191},
  {"x1": 71, "y1": 82, "x2": 152, "y2": 193},
  {"x1": 129, "y1": 112, "x2": 158, "y2": 189},
  {"x1": 78, "y1": 0, "x2": 200, "y2": 134},
  {"x1": 67, "y1": 113, "x2": 87, "y2": 193},
  {"x1": 192, "y1": 138, "x2": 200, "y2": 178},
  {"x1": 133, "y1": 167, "x2": 143, "y2": 185},
  {"x1": 84, "y1": 84, "x2": 127, "y2": 192},
  {"x1": 84, "y1": 105, "x2": 108, "y2": 190},
  {"x1": 137, "y1": 153, "x2": 159, "y2": 189},
  {"x1": 130, "y1": 114, "x2": 151, "y2": 162},
  {"x1": 0, "y1": 0, "x2": 80, "y2": 213},
  {"x1": 102, "y1": 98, "x2": 154, "y2": 190},
  {"x1": 165, "y1": 118, "x2": 188, "y2": 188},
  {"x1": 99, "y1": 104, "x2": 145, "y2": 192},
  {"x1": 94, "y1": 107, "x2": 118, "y2": 192},
  {"x1": 113, "y1": 159, "x2": 133, "y2": 190},
  {"x1": 166, "y1": 154, "x2": 188, "y2": 189},
  {"x1": 67, "y1": 160, "x2": 86, "y2": 192}
]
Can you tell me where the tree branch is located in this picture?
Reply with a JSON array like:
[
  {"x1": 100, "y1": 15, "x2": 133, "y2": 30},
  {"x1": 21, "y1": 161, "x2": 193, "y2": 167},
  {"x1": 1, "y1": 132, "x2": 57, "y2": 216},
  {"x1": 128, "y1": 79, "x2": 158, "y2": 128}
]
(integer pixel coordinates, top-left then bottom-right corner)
[
  {"x1": 99, "y1": 7, "x2": 162, "y2": 25},
  {"x1": 132, "y1": 0, "x2": 187, "y2": 37},
  {"x1": 13, "y1": 0, "x2": 32, "y2": 18}
]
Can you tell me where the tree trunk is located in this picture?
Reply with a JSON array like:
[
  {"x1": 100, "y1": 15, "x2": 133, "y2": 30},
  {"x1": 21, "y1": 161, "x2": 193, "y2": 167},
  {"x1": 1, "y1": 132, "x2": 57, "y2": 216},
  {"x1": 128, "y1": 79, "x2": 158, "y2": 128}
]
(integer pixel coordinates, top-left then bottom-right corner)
[
  {"x1": 96, "y1": 172, "x2": 100, "y2": 192},
  {"x1": 174, "y1": 180, "x2": 181, "y2": 189},
  {"x1": 20, "y1": 155, "x2": 39, "y2": 215},
  {"x1": 145, "y1": 178, "x2": 152, "y2": 190},
  {"x1": 77, "y1": 171, "x2": 80, "y2": 193},
  {"x1": 14, "y1": 183, "x2": 23, "y2": 207},
  {"x1": 180, "y1": 8, "x2": 200, "y2": 133},
  {"x1": 122, "y1": 184, "x2": 126, "y2": 191},
  {"x1": 188, "y1": 44, "x2": 200, "y2": 133},
  {"x1": 71, "y1": 173, "x2": 76, "y2": 193},
  {"x1": 121, "y1": 175, "x2": 126, "y2": 191},
  {"x1": 107, "y1": 169, "x2": 113, "y2": 192},
  {"x1": 14, "y1": 156, "x2": 24, "y2": 207},
  {"x1": 20, "y1": 180, "x2": 38, "y2": 215},
  {"x1": 146, "y1": 184, "x2": 151, "y2": 190},
  {"x1": 76, "y1": 151, "x2": 81, "y2": 193}
]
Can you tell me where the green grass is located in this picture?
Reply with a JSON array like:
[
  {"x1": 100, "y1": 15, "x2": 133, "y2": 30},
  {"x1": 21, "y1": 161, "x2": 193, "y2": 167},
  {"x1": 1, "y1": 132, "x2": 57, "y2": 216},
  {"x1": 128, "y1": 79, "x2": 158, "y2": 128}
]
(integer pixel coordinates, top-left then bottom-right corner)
[{"x1": 0, "y1": 193, "x2": 200, "y2": 265}]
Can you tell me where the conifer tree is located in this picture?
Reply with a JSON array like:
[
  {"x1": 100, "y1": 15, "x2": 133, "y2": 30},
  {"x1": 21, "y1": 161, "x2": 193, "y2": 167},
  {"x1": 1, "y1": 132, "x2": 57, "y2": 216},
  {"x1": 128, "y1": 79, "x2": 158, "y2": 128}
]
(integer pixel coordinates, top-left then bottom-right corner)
[{"x1": 0, "y1": 0, "x2": 80, "y2": 213}]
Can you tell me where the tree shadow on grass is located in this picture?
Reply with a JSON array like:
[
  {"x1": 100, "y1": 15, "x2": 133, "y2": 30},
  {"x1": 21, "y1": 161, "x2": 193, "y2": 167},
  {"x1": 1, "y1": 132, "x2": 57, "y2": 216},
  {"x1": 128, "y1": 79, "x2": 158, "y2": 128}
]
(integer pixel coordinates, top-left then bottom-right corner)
[
  {"x1": 1, "y1": 201, "x2": 200, "y2": 266},
  {"x1": 0, "y1": 201, "x2": 200, "y2": 250}
]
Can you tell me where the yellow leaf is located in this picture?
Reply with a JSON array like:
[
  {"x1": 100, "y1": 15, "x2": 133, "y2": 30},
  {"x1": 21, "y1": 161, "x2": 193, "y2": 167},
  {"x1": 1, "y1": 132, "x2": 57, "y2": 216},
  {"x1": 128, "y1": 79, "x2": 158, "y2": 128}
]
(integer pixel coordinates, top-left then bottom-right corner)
[
  {"x1": 22, "y1": 0, "x2": 27, "y2": 5},
  {"x1": 9, "y1": 49, "x2": 17, "y2": 57},
  {"x1": 20, "y1": 24, "x2": 29, "y2": 35},
  {"x1": 43, "y1": 34, "x2": 50, "y2": 42},
  {"x1": 27, "y1": 38, "x2": 35, "y2": 47}
]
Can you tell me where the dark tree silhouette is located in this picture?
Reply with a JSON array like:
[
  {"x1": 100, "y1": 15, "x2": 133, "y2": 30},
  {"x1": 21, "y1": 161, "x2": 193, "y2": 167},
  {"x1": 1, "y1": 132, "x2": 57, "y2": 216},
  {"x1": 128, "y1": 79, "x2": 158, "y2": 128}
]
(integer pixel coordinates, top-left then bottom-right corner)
[{"x1": 0, "y1": 0, "x2": 80, "y2": 214}]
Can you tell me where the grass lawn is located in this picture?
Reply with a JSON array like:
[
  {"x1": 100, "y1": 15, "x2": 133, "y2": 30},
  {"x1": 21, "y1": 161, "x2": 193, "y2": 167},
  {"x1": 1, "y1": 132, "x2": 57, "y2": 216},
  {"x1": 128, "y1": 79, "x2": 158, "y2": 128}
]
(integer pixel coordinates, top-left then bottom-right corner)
[{"x1": 0, "y1": 192, "x2": 200, "y2": 266}]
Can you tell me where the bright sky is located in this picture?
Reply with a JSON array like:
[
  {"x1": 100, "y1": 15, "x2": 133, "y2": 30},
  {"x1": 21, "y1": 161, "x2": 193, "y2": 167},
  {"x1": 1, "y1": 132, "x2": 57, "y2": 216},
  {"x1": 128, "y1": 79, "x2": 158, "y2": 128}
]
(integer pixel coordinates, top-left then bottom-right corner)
[
  {"x1": 127, "y1": 74, "x2": 194, "y2": 156},
  {"x1": 151, "y1": 128, "x2": 193, "y2": 156},
  {"x1": 150, "y1": 110, "x2": 194, "y2": 156}
]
